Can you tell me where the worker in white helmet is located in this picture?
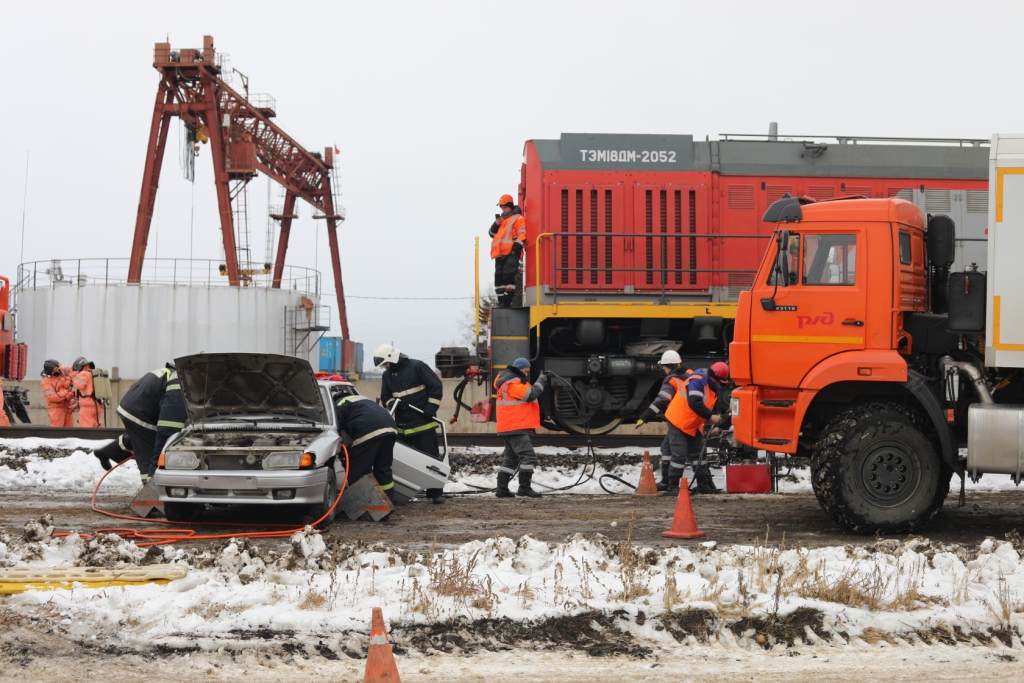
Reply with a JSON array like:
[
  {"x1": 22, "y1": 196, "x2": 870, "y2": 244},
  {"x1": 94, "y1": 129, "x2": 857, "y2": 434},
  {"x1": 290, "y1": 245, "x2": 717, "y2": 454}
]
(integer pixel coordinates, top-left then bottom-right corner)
[
  {"x1": 635, "y1": 350, "x2": 692, "y2": 491},
  {"x1": 374, "y1": 344, "x2": 446, "y2": 504}
]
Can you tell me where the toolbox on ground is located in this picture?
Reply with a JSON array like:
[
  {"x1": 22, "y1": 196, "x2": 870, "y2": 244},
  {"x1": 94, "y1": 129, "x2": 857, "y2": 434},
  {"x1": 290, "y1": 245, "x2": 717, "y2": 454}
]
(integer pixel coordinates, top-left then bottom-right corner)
[{"x1": 725, "y1": 464, "x2": 773, "y2": 493}]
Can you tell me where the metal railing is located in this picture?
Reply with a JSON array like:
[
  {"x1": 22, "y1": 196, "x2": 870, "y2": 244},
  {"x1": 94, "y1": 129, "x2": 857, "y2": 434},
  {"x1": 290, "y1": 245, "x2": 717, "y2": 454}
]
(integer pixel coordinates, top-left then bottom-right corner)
[
  {"x1": 534, "y1": 232, "x2": 772, "y2": 305},
  {"x1": 15, "y1": 258, "x2": 320, "y2": 295}
]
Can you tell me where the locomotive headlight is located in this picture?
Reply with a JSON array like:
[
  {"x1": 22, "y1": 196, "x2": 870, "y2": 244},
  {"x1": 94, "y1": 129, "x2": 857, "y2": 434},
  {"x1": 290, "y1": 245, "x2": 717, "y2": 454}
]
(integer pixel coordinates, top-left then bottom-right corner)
[
  {"x1": 262, "y1": 451, "x2": 302, "y2": 470},
  {"x1": 730, "y1": 397, "x2": 740, "y2": 417},
  {"x1": 165, "y1": 451, "x2": 200, "y2": 470}
]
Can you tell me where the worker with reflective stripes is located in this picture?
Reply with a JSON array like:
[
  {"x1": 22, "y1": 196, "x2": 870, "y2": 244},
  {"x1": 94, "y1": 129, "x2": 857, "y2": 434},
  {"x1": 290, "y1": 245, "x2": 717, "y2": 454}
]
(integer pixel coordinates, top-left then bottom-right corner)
[
  {"x1": 334, "y1": 394, "x2": 397, "y2": 499},
  {"x1": 489, "y1": 194, "x2": 526, "y2": 308},
  {"x1": 0, "y1": 377, "x2": 10, "y2": 427},
  {"x1": 638, "y1": 358, "x2": 729, "y2": 495},
  {"x1": 375, "y1": 344, "x2": 446, "y2": 504},
  {"x1": 635, "y1": 351, "x2": 691, "y2": 491},
  {"x1": 494, "y1": 357, "x2": 548, "y2": 498},
  {"x1": 72, "y1": 357, "x2": 104, "y2": 428},
  {"x1": 116, "y1": 363, "x2": 174, "y2": 483},
  {"x1": 150, "y1": 371, "x2": 188, "y2": 478},
  {"x1": 40, "y1": 359, "x2": 75, "y2": 427}
]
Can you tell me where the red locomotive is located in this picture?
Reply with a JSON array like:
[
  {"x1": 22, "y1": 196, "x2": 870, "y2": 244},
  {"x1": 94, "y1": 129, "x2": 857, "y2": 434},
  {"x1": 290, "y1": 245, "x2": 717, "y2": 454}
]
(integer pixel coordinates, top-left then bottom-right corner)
[{"x1": 476, "y1": 132, "x2": 989, "y2": 433}]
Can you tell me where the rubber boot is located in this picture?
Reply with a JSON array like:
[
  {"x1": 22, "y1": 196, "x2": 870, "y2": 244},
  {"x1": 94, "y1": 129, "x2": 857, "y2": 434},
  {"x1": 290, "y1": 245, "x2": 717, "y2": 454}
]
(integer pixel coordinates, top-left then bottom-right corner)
[
  {"x1": 495, "y1": 471, "x2": 515, "y2": 498},
  {"x1": 427, "y1": 488, "x2": 445, "y2": 505},
  {"x1": 516, "y1": 471, "x2": 542, "y2": 498},
  {"x1": 385, "y1": 488, "x2": 397, "y2": 504},
  {"x1": 656, "y1": 463, "x2": 670, "y2": 492},
  {"x1": 693, "y1": 467, "x2": 721, "y2": 495},
  {"x1": 663, "y1": 474, "x2": 681, "y2": 497}
]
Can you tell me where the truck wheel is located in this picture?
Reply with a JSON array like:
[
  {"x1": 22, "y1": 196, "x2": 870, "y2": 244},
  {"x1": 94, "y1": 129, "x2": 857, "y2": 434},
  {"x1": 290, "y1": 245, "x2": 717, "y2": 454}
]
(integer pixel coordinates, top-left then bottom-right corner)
[
  {"x1": 163, "y1": 501, "x2": 204, "y2": 523},
  {"x1": 811, "y1": 402, "x2": 951, "y2": 535},
  {"x1": 306, "y1": 467, "x2": 338, "y2": 526}
]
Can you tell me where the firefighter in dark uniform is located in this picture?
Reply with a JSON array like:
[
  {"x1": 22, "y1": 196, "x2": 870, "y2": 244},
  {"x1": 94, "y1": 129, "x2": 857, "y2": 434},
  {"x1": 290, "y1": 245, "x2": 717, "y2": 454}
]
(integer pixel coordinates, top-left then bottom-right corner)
[
  {"x1": 150, "y1": 370, "x2": 188, "y2": 478},
  {"x1": 373, "y1": 344, "x2": 446, "y2": 504},
  {"x1": 92, "y1": 433, "x2": 133, "y2": 471},
  {"x1": 115, "y1": 362, "x2": 174, "y2": 483},
  {"x1": 334, "y1": 394, "x2": 398, "y2": 500}
]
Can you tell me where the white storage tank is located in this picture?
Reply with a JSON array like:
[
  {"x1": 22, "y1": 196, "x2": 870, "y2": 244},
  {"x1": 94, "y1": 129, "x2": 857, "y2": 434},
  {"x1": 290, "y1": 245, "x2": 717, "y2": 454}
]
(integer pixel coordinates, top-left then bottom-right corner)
[{"x1": 14, "y1": 258, "x2": 329, "y2": 379}]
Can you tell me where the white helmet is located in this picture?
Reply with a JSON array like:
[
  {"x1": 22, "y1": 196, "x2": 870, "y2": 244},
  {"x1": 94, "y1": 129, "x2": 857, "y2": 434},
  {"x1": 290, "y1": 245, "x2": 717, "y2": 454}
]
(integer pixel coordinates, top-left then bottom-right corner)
[
  {"x1": 373, "y1": 344, "x2": 401, "y2": 367},
  {"x1": 658, "y1": 350, "x2": 683, "y2": 366}
]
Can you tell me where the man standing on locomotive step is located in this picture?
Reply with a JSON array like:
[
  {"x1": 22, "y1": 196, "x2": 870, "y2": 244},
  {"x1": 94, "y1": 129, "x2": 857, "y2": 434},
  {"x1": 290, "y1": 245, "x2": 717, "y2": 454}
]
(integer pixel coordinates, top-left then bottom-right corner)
[
  {"x1": 489, "y1": 193, "x2": 526, "y2": 308},
  {"x1": 637, "y1": 359, "x2": 729, "y2": 495},
  {"x1": 374, "y1": 344, "x2": 446, "y2": 504},
  {"x1": 494, "y1": 357, "x2": 548, "y2": 499}
]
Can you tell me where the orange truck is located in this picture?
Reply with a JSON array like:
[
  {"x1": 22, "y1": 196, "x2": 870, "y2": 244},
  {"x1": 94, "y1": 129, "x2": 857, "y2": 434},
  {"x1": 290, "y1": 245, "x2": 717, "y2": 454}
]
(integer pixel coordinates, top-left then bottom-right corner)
[{"x1": 730, "y1": 134, "x2": 1024, "y2": 534}]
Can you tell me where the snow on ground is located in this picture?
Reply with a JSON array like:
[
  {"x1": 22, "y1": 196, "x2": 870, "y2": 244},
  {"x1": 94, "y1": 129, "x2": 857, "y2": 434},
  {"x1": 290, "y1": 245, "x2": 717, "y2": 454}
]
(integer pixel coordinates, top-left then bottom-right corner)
[{"x1": 0, "y1": 438, "x2": 139, "y2": 493}]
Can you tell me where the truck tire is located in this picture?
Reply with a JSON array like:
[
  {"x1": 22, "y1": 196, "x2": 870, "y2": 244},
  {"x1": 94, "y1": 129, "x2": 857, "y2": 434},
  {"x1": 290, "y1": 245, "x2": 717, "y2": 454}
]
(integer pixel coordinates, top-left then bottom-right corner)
[
  {"x1": 811, "y1": 402, "x2": 951, "y2": 535},
  {"x1": 306, "y1": 467, "x2": 338, "y2": 526},
  {"x1": 163, "y1": 501, "x2": 204, "y2": 523}
]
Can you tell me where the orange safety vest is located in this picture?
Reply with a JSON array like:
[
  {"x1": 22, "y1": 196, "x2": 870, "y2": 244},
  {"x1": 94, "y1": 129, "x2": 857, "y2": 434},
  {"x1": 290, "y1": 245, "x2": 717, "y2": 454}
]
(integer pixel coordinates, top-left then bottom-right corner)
[
  {"x1": 664, "y1": 374, "x2": 716, "y2": 436},
  {"x1": 0, "y1": 378, "x2": 9, "y2": 427},
  {"x1": 494, "y1": 376, "x2": 540, "y2": 433},
  {"x1": 490, "y1": 213, "x2": 527, "y2": 259}
]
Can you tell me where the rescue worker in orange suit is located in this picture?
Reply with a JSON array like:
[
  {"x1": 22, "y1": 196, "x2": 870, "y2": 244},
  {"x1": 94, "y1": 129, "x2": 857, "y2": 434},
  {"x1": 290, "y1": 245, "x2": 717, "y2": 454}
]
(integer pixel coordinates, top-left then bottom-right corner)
[
  {"x1": 494, "y1": 357, "x2": 548, "y2": 498},
  {"x1": 40, "y1": 360, "x2": 75, "y2": 427},
  {"x1": 0, "y1": 377, "x2": 10, "y2": 426},
  {"x1": 489, "y1": 194, "x2": 526, "y2": 308},
  {"x1": 71, "y1": 357, "x2": 104, "y2": 428},
  {"x1": 116, "y1": 363, "x2": 174, "y2": 483},
  {"x1": 637, "y1": 360, "x2": 729, "y2": 495},
  {"x1": 375, "y1": 344, "x2": 446, "y2": 504},
  {"x1": 334, "y1": 394, "x2": 398, "y2": 501}
]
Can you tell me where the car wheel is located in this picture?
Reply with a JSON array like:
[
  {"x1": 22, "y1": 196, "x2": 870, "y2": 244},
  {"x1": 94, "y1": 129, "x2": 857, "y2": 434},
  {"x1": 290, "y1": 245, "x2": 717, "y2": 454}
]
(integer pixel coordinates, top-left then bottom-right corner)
[
  {"x1": 306, "y1": 467, "x2": 338, "y2": 526},
  {"x1": 163, "y1": 501, "x2": 204, "y2": 523}
]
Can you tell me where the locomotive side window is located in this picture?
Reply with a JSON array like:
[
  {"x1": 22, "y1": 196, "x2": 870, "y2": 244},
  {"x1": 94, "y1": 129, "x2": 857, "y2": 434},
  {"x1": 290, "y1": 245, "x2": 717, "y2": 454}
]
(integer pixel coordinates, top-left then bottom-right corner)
[{"x1": 803, "y1": 234, "x2": 857, "y2": 286}]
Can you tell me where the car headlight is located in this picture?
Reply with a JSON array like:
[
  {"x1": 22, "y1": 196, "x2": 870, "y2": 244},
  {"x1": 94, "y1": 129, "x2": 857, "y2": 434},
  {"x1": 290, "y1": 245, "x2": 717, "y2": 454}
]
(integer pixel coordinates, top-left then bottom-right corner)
[
  {"x1": 165, "y1": 451, "x2": 200, "y2": 470},
  {"x1": 730, "y1": 397, "x2": 740, "y2": 417},
  {"x1": 262, "y1": 452, "x2": 303, "y2": 470}
]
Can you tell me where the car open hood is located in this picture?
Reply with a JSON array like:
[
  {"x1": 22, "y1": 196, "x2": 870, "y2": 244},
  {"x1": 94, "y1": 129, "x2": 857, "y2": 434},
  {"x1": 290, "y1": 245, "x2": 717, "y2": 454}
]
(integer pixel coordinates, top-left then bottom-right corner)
[{"x1": 175, "y1": 353, "x2": 327, "y2": 424}]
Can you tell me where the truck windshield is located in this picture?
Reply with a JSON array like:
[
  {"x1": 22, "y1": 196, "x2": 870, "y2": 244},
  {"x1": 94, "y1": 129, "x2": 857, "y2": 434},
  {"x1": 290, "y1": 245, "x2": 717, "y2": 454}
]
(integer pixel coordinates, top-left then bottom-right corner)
[{"x1": 803, "y1": 234, "x2": 857, "y2": 285}]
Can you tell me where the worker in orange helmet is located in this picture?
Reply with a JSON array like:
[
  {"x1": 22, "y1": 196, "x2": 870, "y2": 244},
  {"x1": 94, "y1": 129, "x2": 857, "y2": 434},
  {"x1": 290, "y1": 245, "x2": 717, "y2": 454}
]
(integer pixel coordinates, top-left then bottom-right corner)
[
  {"x1": 72, "y1": 357, "x2": 104, "y2": 428},
  {"x1": 40, "y1": 359, "x2": 75, "y2": 427},
  {"x1": 0, "y1": 377, "x2": 10, "y2": 427},
  {"x1": 637, "y1": 360, "x2": 729, "y2": 495},
  {"x1": 489, "y1": 193, "x2": 526, "y2": 308}
]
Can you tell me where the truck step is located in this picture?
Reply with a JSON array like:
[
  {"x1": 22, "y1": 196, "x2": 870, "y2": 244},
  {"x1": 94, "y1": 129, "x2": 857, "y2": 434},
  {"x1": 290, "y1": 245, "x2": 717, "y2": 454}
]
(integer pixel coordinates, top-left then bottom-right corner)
[
  {"x1": 758, "y1": 438, "x2": 792, "y2": 445},
  {"x1": 760, "y1": 400, "x2": 796, "y2": 407}
]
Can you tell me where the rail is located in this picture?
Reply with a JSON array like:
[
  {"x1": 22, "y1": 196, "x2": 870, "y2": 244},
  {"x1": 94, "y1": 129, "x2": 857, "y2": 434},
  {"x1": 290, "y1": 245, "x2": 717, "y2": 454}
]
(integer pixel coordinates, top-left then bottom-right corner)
[
  {"x1": 15, "y1": 258, "x2": 320, "y2": 296},
  {"x1": 534, "y1": 232, "x2": 772, "y2": 305}
]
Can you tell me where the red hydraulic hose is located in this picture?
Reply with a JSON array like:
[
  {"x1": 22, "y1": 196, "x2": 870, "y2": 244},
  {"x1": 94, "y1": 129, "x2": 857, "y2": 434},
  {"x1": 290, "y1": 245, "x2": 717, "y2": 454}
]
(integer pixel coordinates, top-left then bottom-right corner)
[{"x1": 54, "y1": 446, "x2": 351, "y2": 547}]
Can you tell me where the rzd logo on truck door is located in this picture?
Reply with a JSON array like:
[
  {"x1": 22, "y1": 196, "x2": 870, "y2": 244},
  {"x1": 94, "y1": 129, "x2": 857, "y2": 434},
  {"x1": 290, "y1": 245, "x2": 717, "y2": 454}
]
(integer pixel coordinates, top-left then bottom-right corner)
[{"x1": 796, "y1": 312, "x2": 835, "y2": 329}]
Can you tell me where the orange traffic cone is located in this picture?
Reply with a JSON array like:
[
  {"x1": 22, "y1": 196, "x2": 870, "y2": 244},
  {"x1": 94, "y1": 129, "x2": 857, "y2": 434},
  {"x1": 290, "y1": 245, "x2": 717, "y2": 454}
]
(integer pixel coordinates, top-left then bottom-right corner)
[
  {"x1": 634, "y1": 450, "x2": 659, "y2": 496},
  {"x1": 661, "y1": 478, "x2": 706, "y2": 539},
  {"x1": 364, "y1": 607, "x2": 401, "y2": 682}
]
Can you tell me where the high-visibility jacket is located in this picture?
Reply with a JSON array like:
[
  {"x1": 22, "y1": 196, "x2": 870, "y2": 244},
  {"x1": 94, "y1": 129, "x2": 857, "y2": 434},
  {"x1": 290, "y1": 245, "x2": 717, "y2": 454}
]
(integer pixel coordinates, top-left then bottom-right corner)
[
  {"x1": 380, "y1": 355, "x2": 443, "y2": 435},
  {"x1": 74, "y1": 368, "x2": 104, "y2": 428},
  {"x1": 41, "y1": 372, "x2": 74, "y2": 427},
  {"x1": 664, "y1": 369, "x2": 717, "y2": 436},
  {"x1": 0, "y1": 378, "x2": 9, "y2": 427},
  {"x1": 117, "y1": 365, "x2": 173, "y2": 431},
  {"x1": 335, "y1": 394, "x2": 398, "y2": 447},
  {"x1": 494, "y1": 369, "x2": 546, "y2": 434},
  {"x1": 490, "y1": 210, "x2": 526, "y2": 259},
  {"x1": 156, "y1": 372, "x2": 187, "y2": 431}
]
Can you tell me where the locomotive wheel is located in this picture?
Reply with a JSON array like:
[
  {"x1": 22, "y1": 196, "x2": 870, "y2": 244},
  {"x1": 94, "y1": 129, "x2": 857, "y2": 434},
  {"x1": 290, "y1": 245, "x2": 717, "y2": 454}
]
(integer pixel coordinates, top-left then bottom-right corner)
[
  {"x1": 553, "y1": 415, "x2": 623, "y2": 435},
  {"x1": 811, "y1": 402, "x2": 951, "y2": 535}
]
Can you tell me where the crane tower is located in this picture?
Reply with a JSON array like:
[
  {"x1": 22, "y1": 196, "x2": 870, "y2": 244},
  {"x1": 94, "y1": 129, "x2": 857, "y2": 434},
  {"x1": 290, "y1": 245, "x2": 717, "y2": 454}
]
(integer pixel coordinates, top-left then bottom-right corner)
[{"x1": 128, "y1": 35, "x2": 350, "y2": 343}]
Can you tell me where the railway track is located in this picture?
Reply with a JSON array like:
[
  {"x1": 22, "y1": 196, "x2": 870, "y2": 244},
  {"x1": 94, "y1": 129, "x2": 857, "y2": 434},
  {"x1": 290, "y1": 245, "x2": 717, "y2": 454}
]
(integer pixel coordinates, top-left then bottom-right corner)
[{"x1": 0, "y1": 425, "x2": 665, "y2": 449}]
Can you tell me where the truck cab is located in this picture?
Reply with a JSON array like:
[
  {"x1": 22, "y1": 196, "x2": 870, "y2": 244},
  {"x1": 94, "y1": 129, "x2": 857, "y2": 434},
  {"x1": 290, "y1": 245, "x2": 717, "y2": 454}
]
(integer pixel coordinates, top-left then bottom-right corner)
[{"x1": 730, "y1": 166, "x2": 1024, "y2": 535}]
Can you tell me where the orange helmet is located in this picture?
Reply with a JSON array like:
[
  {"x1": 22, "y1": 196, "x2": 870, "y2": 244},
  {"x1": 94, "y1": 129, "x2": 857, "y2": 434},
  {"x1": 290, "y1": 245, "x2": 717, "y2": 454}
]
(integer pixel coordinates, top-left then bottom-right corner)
[{"x1": 497, "y1": 194, "x2": 515, "y2": 207}]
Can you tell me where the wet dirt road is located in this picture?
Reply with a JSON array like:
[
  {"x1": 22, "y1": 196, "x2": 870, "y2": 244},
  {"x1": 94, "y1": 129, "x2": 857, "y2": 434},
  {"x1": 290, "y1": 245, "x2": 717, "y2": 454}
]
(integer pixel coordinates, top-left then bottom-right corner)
[{"x1": 3, "y1": 487, "x2": 1023, "y2": 550}]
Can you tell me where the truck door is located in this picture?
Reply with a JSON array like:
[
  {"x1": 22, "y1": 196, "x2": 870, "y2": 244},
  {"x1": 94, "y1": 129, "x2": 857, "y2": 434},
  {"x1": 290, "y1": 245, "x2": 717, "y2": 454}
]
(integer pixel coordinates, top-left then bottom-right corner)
[{"x1": 749, "y1": 230, "x2": 867, "y2": 388}]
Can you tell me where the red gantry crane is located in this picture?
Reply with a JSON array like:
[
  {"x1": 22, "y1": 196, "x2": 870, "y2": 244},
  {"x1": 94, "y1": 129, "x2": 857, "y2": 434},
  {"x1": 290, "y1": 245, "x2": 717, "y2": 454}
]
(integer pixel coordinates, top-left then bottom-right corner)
[{"x1": 128, "y1": 35, "x2": 350, "y2": 344}]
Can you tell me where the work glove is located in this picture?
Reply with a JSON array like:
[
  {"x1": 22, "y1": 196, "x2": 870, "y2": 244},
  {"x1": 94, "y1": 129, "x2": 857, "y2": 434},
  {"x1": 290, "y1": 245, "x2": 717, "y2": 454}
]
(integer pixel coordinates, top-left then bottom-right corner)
[{"x1": 635, "y1": 419, "x2": 645, "y2": 429}]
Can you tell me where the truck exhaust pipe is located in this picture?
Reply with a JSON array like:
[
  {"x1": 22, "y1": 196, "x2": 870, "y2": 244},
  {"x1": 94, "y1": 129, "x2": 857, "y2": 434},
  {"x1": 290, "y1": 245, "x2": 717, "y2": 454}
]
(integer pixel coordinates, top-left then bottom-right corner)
[{"x1": 938, "y1": 356, "x2": 994, "y2": 404}]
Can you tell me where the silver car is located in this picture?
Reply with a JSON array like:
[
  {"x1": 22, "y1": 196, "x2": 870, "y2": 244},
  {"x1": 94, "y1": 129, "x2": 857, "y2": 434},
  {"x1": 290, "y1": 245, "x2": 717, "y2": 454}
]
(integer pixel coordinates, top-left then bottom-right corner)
[{"x1": 153, "y1": 353, "x2": 450, "y2": 522}]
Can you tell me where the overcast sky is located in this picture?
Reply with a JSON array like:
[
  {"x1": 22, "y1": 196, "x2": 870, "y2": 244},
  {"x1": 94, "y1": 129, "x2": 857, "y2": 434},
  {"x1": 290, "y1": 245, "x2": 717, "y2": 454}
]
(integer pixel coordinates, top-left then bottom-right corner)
[{"x1": 1, "y1": 1, "x2": 1020, "y2": 371}]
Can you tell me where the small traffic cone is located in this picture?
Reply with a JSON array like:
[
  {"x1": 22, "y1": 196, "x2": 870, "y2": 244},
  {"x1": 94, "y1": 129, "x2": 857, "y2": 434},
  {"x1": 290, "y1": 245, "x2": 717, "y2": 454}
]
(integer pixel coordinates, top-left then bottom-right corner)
[
  {"x1": 634, "y1": 450, "x2": 659, "y2": 496},
  {"x1": 364, "y1": 607, "x2": 401, "y2": 682},
  {"x1": 661, "y1": 478, "x2": 706, "y2": 539}
]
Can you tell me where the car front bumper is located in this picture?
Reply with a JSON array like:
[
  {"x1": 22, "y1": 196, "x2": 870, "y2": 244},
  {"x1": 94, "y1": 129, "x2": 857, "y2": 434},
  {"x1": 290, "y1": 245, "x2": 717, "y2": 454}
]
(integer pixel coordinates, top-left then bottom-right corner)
[{"x1": 153, "y1": 467, "x2": 330, "y2": 505}]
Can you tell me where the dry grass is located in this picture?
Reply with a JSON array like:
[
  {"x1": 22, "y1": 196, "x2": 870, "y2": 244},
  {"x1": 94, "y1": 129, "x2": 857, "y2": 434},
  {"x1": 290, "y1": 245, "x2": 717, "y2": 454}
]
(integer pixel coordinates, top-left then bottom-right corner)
[
  {"x1": 987, "y1": 576, "x2": 1024, "y2": 628},
  {"x1": 298, "y1": 589, "x2": 327, "y2": 610},
  {"x1": 614, "y1": 510, "x2": 652, "y2": 602}
]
